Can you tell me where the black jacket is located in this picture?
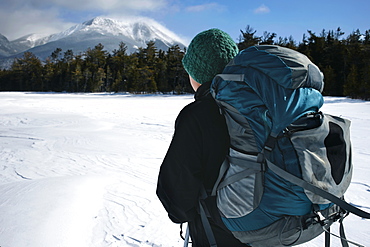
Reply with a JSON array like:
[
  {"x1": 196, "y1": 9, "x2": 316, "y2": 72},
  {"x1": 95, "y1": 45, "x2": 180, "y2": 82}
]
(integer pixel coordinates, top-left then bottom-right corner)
[{"x1": 156, "y1": 82, "x2": 246, "y2": 246}]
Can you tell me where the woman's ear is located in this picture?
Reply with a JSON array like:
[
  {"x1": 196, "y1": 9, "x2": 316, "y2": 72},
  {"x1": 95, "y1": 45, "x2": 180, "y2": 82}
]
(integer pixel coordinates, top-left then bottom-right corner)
[{"x1": 189, "y1": 76, "x2": 201, "y2": 92}]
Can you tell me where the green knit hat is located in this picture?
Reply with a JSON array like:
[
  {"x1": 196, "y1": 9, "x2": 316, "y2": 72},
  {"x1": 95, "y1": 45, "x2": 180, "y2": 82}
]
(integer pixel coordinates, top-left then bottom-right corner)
[{"x1": 182, "y1": 28, "x2": 239, "y2": 84}]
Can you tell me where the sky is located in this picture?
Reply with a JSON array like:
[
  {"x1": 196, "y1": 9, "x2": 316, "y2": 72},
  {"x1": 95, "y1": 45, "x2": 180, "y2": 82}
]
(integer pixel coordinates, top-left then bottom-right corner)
[{"x1": 0, "y1": 0, "x2": 369, "y2": 45}]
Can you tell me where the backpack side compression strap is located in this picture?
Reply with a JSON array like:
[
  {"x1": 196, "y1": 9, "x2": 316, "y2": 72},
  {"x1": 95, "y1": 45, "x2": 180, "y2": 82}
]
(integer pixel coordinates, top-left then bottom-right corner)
[
  {"x1": 198, "y1": 186, "x2": 217, "y2": 247},
  {"x1": 199, "y1": 201, "x2": 217, "y2": 247},
  {"x1": 265, "y1": 159, "x2": 370, "y2": 219}
]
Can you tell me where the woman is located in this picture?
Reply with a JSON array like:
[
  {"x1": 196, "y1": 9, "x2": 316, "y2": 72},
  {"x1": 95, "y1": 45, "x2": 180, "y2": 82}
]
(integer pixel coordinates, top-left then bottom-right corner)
[{"x1": 156, "y1": 29, "x2": 247, "y2": 246}]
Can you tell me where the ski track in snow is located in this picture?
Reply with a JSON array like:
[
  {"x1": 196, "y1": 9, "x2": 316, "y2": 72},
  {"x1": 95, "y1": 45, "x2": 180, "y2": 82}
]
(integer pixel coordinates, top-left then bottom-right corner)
[{"x1": 0, "y1": 92, "x2": 369, "y2": 247}]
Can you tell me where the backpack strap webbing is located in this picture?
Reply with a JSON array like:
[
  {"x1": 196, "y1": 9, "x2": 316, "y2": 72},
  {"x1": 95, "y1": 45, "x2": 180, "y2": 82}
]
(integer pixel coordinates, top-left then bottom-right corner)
[
  {"x1": 325, "y1": 227, "x2": 331, "y2": 247},
  {"x1": 215, "y1": 74, "x2": 245, "y2": 82},
  {"x1": 198, "y1": 186, "x2": 218, "y2": 247},
  {"x1": 182, "y1": 223, "x2": 191, "y2": 247},
  {"x1": 265, "y1": 159, "x2": 370, "y2": 219},
  {"x1": 323, "y1": 213, "x2": 365, "y2": 247},
  {"x1": 339, "y1": 216, "x2": 350, "y2": 247},
  {"x1": 199, "y1": 201, "x2": 217, "y2": 247},
  {"x1": 212, "y1": 154, "x2": 262, "y2": 195},
  {"x1": 211, "y1": 159, "x2": 229, "y2": 196},
  {"x1": 266, "y1": 159, "x2": 369, "y2": 247}
]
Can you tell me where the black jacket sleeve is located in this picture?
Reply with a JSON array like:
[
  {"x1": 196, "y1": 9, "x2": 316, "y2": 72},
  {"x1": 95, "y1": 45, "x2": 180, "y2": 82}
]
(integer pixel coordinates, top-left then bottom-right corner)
[{"x1": 156, "y1": 105, "x2": 203, "y2": 223}]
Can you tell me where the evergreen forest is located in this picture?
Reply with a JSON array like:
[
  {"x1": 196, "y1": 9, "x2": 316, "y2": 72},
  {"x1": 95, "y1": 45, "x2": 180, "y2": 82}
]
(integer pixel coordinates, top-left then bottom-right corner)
[{"x1": 0, "y1": 26, "x2": 369, "y2": 99}]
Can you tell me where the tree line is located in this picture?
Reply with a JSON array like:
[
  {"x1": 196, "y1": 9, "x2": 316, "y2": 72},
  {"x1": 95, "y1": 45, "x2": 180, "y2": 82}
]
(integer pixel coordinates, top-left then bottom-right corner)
[
  {"x1": 0, "y1": 41, "x2": 191, "y2": 94},
  {"x1": 238, "y1": 26, "x2": 370, "y2": 99},
  {"x1": 0, "y1": 26, "x2": 369, "y2": 99}
]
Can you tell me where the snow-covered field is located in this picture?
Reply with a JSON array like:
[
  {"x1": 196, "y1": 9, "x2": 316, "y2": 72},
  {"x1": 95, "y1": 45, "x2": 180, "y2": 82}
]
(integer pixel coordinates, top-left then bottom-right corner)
[{"x1": 0, "y1": 92, "x2": 369, "y2": 247}]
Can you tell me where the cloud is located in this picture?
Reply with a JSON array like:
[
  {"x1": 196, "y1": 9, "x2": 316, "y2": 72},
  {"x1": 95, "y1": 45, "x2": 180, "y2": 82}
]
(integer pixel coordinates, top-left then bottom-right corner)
[
  {"x1": 7, "y1": 0, "x2": 167, "y2": 12},
  {"x1": 0, "y1": 0, "x2": 168, "y2": 40},
  {"x1": 254, "y1": 4, "x2": 270, "y2": 14},
  {"x1": 0, "y1": 5, "x2": 74, "y2": 40},
  {"x1": 51, "y1": 0, "x2": 167, "y2": 12},
  {"x1": 185, "y1": 3, "x2": 225, "y2": 12}
]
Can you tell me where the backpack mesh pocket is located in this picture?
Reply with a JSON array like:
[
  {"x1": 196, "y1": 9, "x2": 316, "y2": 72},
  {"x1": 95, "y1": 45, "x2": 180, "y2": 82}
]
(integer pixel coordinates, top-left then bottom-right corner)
[
  {"x1": 216, "y1": 148, "x2": 264, "y2": 218},
  {"x1": 289, "y1": 113, "x2": 352, "y2": 204}
]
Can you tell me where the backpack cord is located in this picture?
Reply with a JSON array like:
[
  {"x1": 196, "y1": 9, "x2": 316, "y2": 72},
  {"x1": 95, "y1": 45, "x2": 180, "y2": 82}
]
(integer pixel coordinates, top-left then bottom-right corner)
[
  {"x1": 279, "y1": 216, "x2": 303, "y2": 246},
  {"x1": 322, "y1": 215, "x2": 365, "y2": 247}
]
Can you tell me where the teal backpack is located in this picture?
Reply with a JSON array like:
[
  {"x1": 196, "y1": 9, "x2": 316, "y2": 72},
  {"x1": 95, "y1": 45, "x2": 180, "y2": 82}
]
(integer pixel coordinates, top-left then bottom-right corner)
[{"x1": 194, "y1": 45, "x2": 370, "y2": 247}]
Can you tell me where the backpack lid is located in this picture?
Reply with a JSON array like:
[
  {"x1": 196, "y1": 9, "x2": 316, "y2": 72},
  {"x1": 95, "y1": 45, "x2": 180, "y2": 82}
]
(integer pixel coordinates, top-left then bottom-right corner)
[
  {"x1": 212, "y1": 45, "x2": 324, "y2": 138},
  {"x1": 229, "y1": 45, "x2": 324, "y2": 92}
]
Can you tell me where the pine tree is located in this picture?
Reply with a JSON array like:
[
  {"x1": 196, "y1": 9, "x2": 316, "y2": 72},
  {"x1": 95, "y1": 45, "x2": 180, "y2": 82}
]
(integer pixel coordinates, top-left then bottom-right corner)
[
  {"x1": 111, "y1": 42, "x2": 129, "y2": 92},
  {"x1": 156, "y1": 49, "x2": 168, "y2": 93},
  {"x1": 261, "y1": 31, "x2": 276, "y2": 45},
  {"x1": 0, "y1": 69, "x2": 13, "y2": 91},
  {"x1": 11, "y1": 52, "x2": 43, "y2": 91},
  {"x1": 238, "y1": 25, "x2": 261, "y2": 50},
  {"x1": 43, "y1": 58, "x2": 55, "y2": 91},
  {"x1": 85, "y1": 43, "x2": 108, "y2": 92},
  {"x1": 322, "y1": 65, "x2": 336, "y2": 96},
  {"x1": 166, "y1": 45, "x2": 187, "y2": 93},
  {"x1": 72, "y1": 63, "x2": 84, "y2": 92},
  {"x1": 344, "y1": 64, "x2": 359, "y2": 98}
]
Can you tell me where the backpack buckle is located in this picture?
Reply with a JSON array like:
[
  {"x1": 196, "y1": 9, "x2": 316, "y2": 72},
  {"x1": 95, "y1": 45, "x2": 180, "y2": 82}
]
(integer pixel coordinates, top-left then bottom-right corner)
[
  {"x1": 257, "y1": 152, "x2": 265, "y2": 164},
  {"x1": 264, "y1": 135, "x2": 277, "y2": 153},
  {"x1": 256, "y1": 153, "x2": 266, "y2": 172}
]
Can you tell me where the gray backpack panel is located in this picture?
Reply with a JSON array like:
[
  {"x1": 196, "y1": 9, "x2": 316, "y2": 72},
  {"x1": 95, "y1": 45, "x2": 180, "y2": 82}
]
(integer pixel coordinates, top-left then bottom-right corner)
[{"x1": 289, "y1": 113, "x2": 353, "y2": 204}]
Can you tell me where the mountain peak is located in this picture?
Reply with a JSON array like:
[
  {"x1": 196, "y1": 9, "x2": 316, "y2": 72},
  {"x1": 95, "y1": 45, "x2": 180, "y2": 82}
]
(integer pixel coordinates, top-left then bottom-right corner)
[
  {"x1": 83, "y1": 17, "x2": 115, "y2": 27},
  {"x1": 0, "y1": 33, "x2": 9, "y2": 43},
  {"x1": 75, "y1": 16, "x2": 186, "y2": 47},
  {"x1": 0, "y1": 16, "x2": 186, "y2": 67}
]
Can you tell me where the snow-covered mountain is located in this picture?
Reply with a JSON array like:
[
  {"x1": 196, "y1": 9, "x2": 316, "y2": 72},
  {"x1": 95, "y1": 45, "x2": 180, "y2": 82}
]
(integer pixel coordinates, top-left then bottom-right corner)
[
  {"x1": 0, "y1": 17, "x2": 186, "y2": 66},
  {"x1": 0, "y1": 34, "x2": 17, "y2": 58},
  {"x1": 8, "y1": 33, "x2": 50, "y2": 54},
  {"x1": 48, "y1": 17, "x2": 185, "y2": 47}
]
